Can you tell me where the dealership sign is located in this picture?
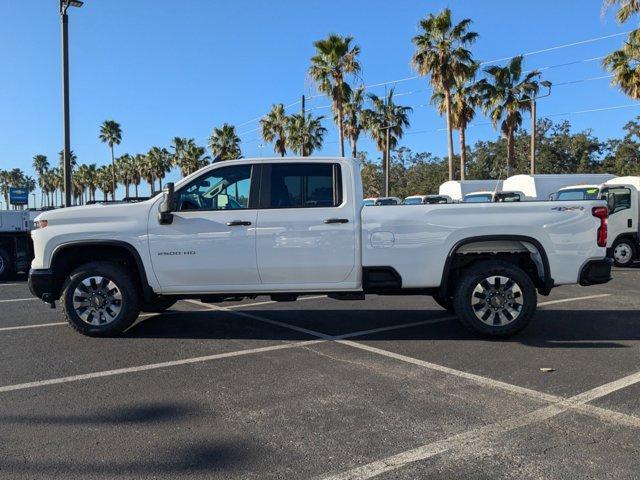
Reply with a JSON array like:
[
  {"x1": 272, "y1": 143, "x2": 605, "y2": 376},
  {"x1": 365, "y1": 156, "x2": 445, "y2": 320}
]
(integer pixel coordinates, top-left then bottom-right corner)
[{"x1": 9, "y1": 187, "x2": 28, "y2": 205}]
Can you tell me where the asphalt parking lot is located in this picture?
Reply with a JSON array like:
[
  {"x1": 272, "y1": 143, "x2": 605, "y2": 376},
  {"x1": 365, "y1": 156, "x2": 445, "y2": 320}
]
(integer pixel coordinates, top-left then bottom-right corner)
[{"x1": 1, "y1": 269, "x2": 640, "y2": 479}]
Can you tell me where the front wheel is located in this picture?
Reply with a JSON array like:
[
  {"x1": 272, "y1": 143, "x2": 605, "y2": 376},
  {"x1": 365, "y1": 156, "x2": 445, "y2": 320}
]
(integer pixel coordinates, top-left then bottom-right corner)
[
  {"x1": 61, "y1": 261, "x2": 141, "y2": 337},
  {"x1": 453, "y1": 260, "x2": 537, "y2": 338},
  {"x1": 612, "y1": 238, "x2": 637, "y2": 267}
]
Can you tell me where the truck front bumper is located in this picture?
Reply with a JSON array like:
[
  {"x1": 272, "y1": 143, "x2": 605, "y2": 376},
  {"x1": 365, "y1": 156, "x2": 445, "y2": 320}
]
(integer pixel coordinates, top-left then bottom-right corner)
[
  {"x1": 579, "y1": 258, "x2": 613, "y2": 286},
  {"x1": 28, "y1": 268, "x2": 56, "y2": 303}
]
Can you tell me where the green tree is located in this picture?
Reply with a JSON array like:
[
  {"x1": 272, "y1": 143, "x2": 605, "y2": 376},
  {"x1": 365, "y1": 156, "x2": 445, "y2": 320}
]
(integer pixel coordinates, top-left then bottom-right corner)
[
  {"x1": 208, "y1": 123, "x2": 241, "y2": 162},
  {"x1": 412, "y1": 8, "x2": 478, "y2": 180},
  {"x1": 309, "y1": 34, "x2": 361, "y2": 157},
  {"x1": 602, "y1": 0, "x2": 640, "y2": 22},
  {"x1": 286, "y1": 113, "x2": 327, "y2": 156},
  {"x1": 32, "y1": 154, "x2": 49, "y2": 208},
  {"x1": 99, "y1": 119, "x2": 122, "y2": 199},
  {"x1": 147, "y1": 146, "x2": 172, "y2": 191},
  {"x1": 477, "y1": 56, "x2": 541, "y2": 177},
  {"x1": 116, "y1": 154, "x2": 135, "y2": 198},
  {"x1": 603, "y1": 29, "x2": 640, "y2": 100},
  {"x1": 431, "y1": 64, "x2": 480, "y2": 180},
  {"x1": 362, "y1": 88, "x2": 412, "y2": 192},
  {"x1": 260, "y1": 103, "x2": 290, "y2": 157},
  {"x1": 342, "y1": 86, "x2": 366, "y2": 158}
]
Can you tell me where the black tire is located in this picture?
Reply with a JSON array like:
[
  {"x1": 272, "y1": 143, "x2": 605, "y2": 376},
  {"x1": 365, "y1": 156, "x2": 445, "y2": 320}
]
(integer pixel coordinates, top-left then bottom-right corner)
[
  {"x1": 453, "y1": 260, "x2": 537, "y2": 338},
  {"x1": 612, "y1": 238, "x2": 637, "y2": 267},
  {"x1": 139, "y1": 296, "x2": 177, "y2": 313},
  {"x1": 61, "y1": 261, "x2": 140, "y2": 337},
  {"x1": 0, "y1": 247, "x2": 13, "y2": 281},
  {"x1": 432, "y1": 293, "x2": 454, "y2": 312}
]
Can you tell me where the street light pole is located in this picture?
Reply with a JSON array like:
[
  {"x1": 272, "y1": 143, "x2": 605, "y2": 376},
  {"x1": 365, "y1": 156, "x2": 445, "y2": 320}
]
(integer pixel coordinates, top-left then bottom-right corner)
[{"x1": 59, "y1": 0, "x2": 83, "y2": 207}]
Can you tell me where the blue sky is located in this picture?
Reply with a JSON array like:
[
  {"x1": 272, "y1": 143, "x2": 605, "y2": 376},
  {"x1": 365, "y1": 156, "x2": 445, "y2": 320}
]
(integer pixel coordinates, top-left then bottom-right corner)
[{"x1": 0, "y1": 0, "x2": 637, "y2": 199}]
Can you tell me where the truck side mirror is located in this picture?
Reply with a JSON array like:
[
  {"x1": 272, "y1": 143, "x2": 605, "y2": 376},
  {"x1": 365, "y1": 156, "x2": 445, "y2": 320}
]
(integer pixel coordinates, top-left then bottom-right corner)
[
  {"x1": 158, "y1": 182, "x2": 176, "y2": 225},
  {"x1": 607, "y1": 193, "x2": 616, "y2": 213}
]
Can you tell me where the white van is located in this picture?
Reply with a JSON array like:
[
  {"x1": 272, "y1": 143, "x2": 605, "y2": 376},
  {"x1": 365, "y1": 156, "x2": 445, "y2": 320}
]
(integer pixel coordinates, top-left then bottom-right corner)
[
  {"x1": 504, "y1": 174, "x2": 616, "y2": 201},
  {"x1": 439, "y1": 180, "x2": 503, "y2": 202}
]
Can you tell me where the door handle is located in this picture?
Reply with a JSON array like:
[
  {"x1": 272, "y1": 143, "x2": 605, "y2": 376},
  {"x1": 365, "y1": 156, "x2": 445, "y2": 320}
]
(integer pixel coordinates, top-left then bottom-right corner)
[
  {"x1": 226, "y1": 220, "x2": 252, "y2": 226},
  {"x1": 323, "y1": 218, "x2": 349, "y2": 224}
]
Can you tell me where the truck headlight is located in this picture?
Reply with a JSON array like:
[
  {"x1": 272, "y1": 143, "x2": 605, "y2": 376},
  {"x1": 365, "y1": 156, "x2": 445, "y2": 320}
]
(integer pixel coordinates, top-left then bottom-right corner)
[{"x1": 34, "y1": 219, "x2": 48, "y2": 229}]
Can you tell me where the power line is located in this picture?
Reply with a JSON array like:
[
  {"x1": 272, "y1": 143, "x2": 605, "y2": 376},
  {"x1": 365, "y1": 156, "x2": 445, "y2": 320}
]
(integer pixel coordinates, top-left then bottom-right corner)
[
  {"x1": 235, "y1": 31, "x2": 632, "y2": 139},
  {"x1": 405, "y1": 103, "x2": 640, "y2": 136}
]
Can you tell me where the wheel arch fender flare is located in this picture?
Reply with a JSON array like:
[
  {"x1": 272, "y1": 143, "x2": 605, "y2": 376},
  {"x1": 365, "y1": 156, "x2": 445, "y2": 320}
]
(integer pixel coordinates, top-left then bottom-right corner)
[
  {"x1": 50, "y1": 240, "x2": 155, "y2": 300},
  {"x1": 439, "y1": 235, "x2": 552, "y2": 297}
]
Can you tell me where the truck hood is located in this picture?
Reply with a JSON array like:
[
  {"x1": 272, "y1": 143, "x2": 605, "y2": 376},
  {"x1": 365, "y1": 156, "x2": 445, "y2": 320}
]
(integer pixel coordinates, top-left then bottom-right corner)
[{"x1": 34, "y1": 201, "x2": 153, "y2": 226}]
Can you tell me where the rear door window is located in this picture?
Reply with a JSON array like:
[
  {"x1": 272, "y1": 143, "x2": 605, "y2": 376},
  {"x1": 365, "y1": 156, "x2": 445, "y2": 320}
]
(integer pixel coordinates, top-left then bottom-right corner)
[{"x1": 263, "y1": 163, "x2": 342, "y2": 208}]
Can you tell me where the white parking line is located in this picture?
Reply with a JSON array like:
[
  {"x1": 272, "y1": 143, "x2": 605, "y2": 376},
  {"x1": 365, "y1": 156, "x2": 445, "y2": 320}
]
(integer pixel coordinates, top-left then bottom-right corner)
[
  {"x1": 538, "y1": 293, "x2": 610, "y2": 306},
  {"x1": 319, "y1": 370, "x2": 640, "y2": 480},
  {"x1": 0, "y1": 283, "x2": 22, "y2": 287},
  {"x1": 0, "y1": 339, "x2": 325, "y2": 394},
  {"x1": 0, "y1": 322, "x2": 67, "y2": 332},
  {"x1": 0, "y1": 297, "x2": 38, "y2": 303}
]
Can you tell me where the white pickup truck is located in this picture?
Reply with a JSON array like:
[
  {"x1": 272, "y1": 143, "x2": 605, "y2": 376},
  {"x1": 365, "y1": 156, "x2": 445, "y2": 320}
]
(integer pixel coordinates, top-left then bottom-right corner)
[{"x1": 29, "y1": 157, "x2": 612, "y2": 338}]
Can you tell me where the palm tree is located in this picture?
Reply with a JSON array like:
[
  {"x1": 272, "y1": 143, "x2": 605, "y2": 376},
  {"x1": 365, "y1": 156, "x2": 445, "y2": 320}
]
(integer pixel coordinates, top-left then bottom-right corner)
[
  {"x1": 341, "y1": 86, "x2": 366, "y2": 158},
  {"x1": 116, "y1": 154, "x2": 134, "y2": 198},
  {"x1": 431, "y1": 65, "x2": 479, "y2": 180},
  {"x1": 84, "y1": 163, "x2": 98, "y2": 202},
  {"x1": 139, "y1": 154, "x2": 156, "y2": 194},
  {"x1": 362, "y1": 89, "x2": 412, "y2": 192},
  {"x1": 602, "y1": 0, "x2": 640, "y2": 22},
  {"x1": 0, "y1": 170, "x2": 11, "y2": 208},
  {"x1": 260, "y1": 104, "x2": 290, "y2": 157},
  {"x1": 132, "y1": 154, "x2": 149, "y2": 194},
  {"x1": 309, "y1": 34, "x2": 361, "y2": 157},
  {"x1": 412, "y1": 8, "x2": 478, "y2": 180},
  {"x1": 477, "y1": 56, "x2": 541, "y2": 177},
  {"x1": 32, "y1": 154, "x2": 49, "y2": 208},
  {"x1": 96, "y1": 166, "x2": 114, "y2": 202},
  {"x1": 603, "y1": 29, "x2": 640, "y2": 100},
  {"x1": 286, "y1": 113, "x2": 327, "y2": 156},
  {"x1": 183, "y1": 143, "x2": 210, "y2": 176},
  {"x1": 147, "y1": 146, "x2": 172, "y2": 191},
  {"x1": 99, "y1": 120, "x2": 122, "y2": 199},
  {"x1": 208, "y1": 123, "x2": 241, "y2": 161}
]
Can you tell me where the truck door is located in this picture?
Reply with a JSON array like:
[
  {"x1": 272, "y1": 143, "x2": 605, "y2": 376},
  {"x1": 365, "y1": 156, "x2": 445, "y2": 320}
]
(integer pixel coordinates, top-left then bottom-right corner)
[
  {"x1": 148, "y1": 163, "x2": 260, "y2": 290},
  {"x1": 255, "y1": 162, "x2": 356, "y2": 285},
  {"x1": 602, "y1": 186, "x2": 635, "y2": 247}
]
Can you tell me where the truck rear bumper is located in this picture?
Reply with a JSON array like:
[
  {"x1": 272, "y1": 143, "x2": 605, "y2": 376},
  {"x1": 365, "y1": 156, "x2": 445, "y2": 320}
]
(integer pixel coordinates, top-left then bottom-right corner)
[
  {"x1": 579, "y1": 258, "x2": 613, "y2": 286},
  {"x1": 28, "y1": 268, "x2": 55, "y2": 303}
]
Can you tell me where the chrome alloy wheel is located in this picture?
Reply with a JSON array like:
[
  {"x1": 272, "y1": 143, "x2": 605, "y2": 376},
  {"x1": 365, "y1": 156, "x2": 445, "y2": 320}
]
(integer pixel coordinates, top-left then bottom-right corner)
[
  {"x1": 72, "y1": 276, "x2": 123, "y2": 325},
  {"x1": 471, "y1": 275, "x2": 523, "y2": 326},
  {"x1": 614, "y1": 242, "x2": 632, "y2": 265}
]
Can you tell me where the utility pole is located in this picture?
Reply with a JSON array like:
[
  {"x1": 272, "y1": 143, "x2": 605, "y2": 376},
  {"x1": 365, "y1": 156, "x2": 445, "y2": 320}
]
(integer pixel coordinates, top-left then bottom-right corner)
[
  {"x1": 59, "y1": 0, "x2": 83, "y2": 207},
  {"x1": 529, "y1": 80, "x2": 552, "y2": 175}
]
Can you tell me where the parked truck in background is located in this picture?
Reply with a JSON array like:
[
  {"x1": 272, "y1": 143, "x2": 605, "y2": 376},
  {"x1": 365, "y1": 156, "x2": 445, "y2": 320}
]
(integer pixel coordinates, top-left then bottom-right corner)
[
  {"x1": 29, "y1": 157, "x2": 612, "y2": 339},
  {"x1": 0, "y1": 210, "x2": 36, "y2": 280},
  {"x1": 555, "y1": 176, "x2": 640, "y2": 267},
  {"x1": 503, "y1": 174, "x2": 616, "y2": 201}
]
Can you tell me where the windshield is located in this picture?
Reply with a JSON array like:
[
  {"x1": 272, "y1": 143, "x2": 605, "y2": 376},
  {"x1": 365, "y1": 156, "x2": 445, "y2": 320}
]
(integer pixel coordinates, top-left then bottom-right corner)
[
  {"x1": 424, "y1": 196, "x2": 449, "y2": 204},
  {"x1": 403, "y1": 197, "x2": 423, "y2": 205},
  {"x1": 375, "y1": 198, "x2": 399, "y2": 205},
  {"x1": 495, "y1": 192, "x2": 521, "y2": 202},
  {"x1": 556, "y1": 187, "x2": 600, "y2": 201},
  {"x1": 464, "y1": 193, "x2": 492, "y2": 203}
]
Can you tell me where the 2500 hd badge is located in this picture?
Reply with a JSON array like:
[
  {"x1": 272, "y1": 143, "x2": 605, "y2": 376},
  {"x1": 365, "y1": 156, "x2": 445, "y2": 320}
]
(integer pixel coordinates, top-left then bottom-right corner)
[{"x1": 157, "y1": 251, "x2": 196, "y2": 256}]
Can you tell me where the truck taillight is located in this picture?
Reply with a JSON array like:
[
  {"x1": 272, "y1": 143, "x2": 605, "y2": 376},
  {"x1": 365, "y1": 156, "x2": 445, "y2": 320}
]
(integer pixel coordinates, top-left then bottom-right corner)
[{"x1": 592, "y1": 206, "x2": 608, "y2": 247}]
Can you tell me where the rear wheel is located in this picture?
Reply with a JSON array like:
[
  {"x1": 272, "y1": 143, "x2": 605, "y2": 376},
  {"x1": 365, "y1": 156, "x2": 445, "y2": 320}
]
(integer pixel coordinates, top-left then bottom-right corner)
[
  {"x1": 0, "y1": 248, "x2": 12, "y2": 281},
  {"x1": 612, "y1": 238, "x2": 636, "y2": 267},
  {"x1": 453, "y1": 260, "x2": 537, "y2": 338},
  {"x1": 61, "y1": 261, "x2": 140, "y2": 337}
]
